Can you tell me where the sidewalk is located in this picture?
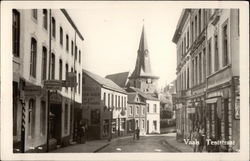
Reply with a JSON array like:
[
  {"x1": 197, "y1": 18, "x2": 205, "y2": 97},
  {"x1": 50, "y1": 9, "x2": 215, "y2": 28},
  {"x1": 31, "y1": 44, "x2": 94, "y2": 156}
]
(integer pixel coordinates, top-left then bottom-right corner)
[
  {"x1": 50, "y1": 135, "x2": 133, "y2": 153},
  {"x1": 163, "y1": 133, "x2": 193, "y2": 152},
  {"x1": 50, "y1": 140, "x2": 110, "y2": 153}
]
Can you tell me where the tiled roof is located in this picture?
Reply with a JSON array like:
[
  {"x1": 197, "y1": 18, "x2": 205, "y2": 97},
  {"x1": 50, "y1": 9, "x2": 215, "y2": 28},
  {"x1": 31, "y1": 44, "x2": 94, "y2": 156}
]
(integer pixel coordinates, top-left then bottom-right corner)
[
  {"x1": 105, "y1": 72, "x2": 130, "y2": 88},
  {"x1": 127, "y1": 87, "x2": 159, "y2": 101},
  {"x1": 83, "y1": 69, "x2": 126, "y2": 93}
]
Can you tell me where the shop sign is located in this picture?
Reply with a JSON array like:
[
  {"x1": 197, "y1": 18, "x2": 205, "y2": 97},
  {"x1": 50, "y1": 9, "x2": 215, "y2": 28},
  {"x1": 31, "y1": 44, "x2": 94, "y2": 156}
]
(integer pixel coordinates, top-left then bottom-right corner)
[
  {"x1": 187, "y1": 108, "x2": 195, "y2": 114},
  {"x1": 24, "y1": 85, "x2": 42, "y2": 96},
  {"x1": 234, "y1": 95, "x2": 240, "y2": 119},
  {"x1": 44, "y1": 80, "x2": 62, "y2": 90},
  {"x1": 64, "y1": 72, "x2": 77, "y2": 87}
]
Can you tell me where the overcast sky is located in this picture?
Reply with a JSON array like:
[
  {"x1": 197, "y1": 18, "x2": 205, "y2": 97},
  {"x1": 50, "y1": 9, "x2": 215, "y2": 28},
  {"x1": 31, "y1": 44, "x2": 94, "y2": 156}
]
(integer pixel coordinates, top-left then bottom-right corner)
[{"x1": 68, "y1": 2, "x2": 182, "y2": 89}]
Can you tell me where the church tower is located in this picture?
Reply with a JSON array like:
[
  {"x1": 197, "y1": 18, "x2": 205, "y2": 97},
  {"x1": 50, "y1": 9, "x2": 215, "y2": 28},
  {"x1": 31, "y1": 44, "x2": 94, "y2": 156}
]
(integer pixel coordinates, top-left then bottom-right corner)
[{"x1": 128, "y1": 25, "x2": 159, "y2": 93}]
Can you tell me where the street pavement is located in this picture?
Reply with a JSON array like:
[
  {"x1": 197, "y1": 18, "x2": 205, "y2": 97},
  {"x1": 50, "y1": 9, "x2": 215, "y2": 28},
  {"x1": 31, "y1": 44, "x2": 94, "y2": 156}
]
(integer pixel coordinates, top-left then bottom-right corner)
[{"x1": 50, "y1": 133, "x2": 193, "y2": 153}]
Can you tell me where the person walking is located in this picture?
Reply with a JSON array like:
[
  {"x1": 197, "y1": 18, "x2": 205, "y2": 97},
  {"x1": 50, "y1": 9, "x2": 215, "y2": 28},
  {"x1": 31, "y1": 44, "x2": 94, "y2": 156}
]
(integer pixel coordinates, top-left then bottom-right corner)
[
  {"x1": 136, "y1": 127, "x2": 140, "y2": 140},
  {"x1": 192, "y1": 128, "x2": 201, "y2": 152}
]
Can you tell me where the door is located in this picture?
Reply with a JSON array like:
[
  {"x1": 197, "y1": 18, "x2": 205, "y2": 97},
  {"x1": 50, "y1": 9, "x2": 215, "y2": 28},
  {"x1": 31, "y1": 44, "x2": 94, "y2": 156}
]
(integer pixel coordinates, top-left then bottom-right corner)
[{"x1": 50, "y1": 104, "x2": 62, "y2": 144}]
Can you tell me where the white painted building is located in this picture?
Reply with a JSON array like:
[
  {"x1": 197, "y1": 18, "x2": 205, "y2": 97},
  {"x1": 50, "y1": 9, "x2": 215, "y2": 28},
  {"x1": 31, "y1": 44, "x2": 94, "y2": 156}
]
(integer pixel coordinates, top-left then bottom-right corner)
[{"x1": 12, "y1": 9, "x2": 84, "y2": 152}]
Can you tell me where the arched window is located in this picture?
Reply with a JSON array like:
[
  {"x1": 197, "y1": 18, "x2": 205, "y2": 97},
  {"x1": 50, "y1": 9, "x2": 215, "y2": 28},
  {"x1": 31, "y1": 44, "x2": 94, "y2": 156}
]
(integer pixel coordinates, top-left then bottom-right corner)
[
  {"x1": 43, "y1": 9, "x2": 48, "y2": 29},
  {"x1": 52, "y1": 17, "x2": 56, "y2": 38},
  {"x1": 42, "y1": 47, "x2": 47, "y2": 80},
  {"x1": 59, "y1": 59, "x2": 63, "y2": 80},
  {"x1": 66, "y1": 34, "x2": 69, "y2": 51},
  {"x1": 13, "y1": 9, "x2": 20, "y2": 57},
  {"x1": 60, "y1": 27, "x2": 63, "y2": 45},
  {"x1": 30, "y1": 38, "x2": 37, "y2": 78},
  {"x1": 51, "y1": 53, "x2": 55, "y2": 79}
]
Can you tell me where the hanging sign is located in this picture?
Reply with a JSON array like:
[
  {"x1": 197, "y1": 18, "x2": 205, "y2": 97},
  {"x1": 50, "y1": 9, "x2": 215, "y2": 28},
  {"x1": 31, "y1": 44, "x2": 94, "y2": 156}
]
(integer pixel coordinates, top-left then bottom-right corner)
[{"x1": 44, "y1": 80, "x2": 62, "y2": 90}]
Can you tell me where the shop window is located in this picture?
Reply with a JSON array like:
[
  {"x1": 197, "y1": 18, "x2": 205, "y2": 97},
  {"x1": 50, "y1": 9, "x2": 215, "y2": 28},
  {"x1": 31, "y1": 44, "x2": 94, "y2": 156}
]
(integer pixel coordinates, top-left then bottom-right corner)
[
  {"x1": 64, "y1": 103, "x2": 68, "y2": 133},
  {"x1": 30, "y1": 38, "x2": 37, "y2": 78},
  {"x1": 28, "y1": 98, "x2": 36, "y2": 137},
  {"x1": 142, "y1": 120, "x2": 145, "y2": 129},
  {"x1": 120, "y1": 118, "x2": 125, "y2": 130},
  {"x1": 13, "y1": 9, "x2": 20, "y2": 57}
]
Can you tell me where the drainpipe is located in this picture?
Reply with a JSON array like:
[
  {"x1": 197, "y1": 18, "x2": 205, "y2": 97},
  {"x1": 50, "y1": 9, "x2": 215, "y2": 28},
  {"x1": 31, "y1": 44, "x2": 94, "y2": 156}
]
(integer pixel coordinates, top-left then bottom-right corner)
[{"x1": 46, "y1": 9, "x2": 52, "y2": 152}]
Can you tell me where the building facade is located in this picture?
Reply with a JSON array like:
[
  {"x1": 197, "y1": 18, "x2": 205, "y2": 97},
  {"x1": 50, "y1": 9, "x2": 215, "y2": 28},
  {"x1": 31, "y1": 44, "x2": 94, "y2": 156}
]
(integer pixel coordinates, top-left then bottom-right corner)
[
  {"x1": 172, "y1": 9, "x2": 239, "y2": 152},
  {"x1": 12, "y1": 9, "x2": 84, "y2": 152},
  {"x1": 127, "y1": 92, "x2": 147, "y2": 136},
  {"x1": 82, "y1": 70, "x2": 128, "y2": 140}
]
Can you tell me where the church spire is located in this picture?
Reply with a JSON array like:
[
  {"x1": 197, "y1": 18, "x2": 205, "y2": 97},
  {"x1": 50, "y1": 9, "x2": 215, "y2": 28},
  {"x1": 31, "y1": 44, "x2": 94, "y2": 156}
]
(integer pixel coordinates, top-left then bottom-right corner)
[{"x1": 130, "y1": 24, "x2": 158, "y2": 79}]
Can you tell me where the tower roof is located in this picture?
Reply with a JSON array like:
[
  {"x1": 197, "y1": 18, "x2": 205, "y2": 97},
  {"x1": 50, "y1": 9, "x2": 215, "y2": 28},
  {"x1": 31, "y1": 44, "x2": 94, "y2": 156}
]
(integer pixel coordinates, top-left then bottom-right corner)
[{"x1": 129, "y1": 25, "x2": 159, "y2": 79}]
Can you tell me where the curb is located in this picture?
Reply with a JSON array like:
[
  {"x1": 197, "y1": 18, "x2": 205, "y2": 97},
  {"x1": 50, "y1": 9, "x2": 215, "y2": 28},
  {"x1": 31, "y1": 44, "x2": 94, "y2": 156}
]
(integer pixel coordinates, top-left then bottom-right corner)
[{"x1": 93, "y1": 143, "x2": 110, "y2": 153}]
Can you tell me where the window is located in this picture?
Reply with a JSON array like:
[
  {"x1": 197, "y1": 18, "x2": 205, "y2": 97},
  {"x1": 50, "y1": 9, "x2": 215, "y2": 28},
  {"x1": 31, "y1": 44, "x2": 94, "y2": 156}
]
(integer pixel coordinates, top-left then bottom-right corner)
[
  {"x1": 121, "y1": 97, "x2": 123, "y2": 108},
  {"x1": 103, "y1": 92, "x2": 106, "y2": 106},
  {"x1": 115, "y1": 95, "x2": 117, "y2": 108},
  {"x1": 74, "y1": 70, "x2": 77, "y2": 93},
  {"x1": 142, "y1": 107, "x2": 145, "y2": 115},
  {"x1": 136, "y1": 106, "x2": 139, "y2": 115},
  {"x1": 203, "y1": 48, "x2": 206, "y2": 81},
  {"x1": 51, "y1": 53, "x2": 55, "y2": 79},
  {"x1": 147, "y1": 103, "x2": 149, "y2": 112},
  {"x1": 30, "y1": 38, "x2": 37, "y2": 78},
  {"x1": 192, "y1": 59, "x2": 195, "y2": 87},
  {"x1": 124, "y1": 97, "x2": 126, "y2": 109},
  {"x1": 66, "y1": 34, "x2": 69, "y2": 51},
  {"x1": 146, "y1": 78, "x2": 152, "y2": 84},
  {"x1": 208, "y1": 39, "x2": 212, "y2": 75},
  {"x1": 108, "y1": 93, "x2": 110, "y2": 108},
  {"x1": 28, "y1": 99, "x2": 36, "y2": 137},
  {"x1": 64, "y1": 103, "x2": 68, "y2": 133},
  {"x1": 78, "y1": 73, "x2": 80, "y2": 94},
  {"x1": 195, "y1": 15, "x2": 197, "y2": 39},
  {"x1": 75, "y1": 46, "x2": 78, "y2": 60},
  {"x1": 118, "y1": 96, "x2": 120, "y2": 108},
  {"x1": 79, "y1": 50, "x2": 81, "y2": 63},
  {"x1": 154, "y1": 104, "x2": 157, "y2": 113},
  {"x1": 214, "y1": 34, "x2": 219, "y2": 71},
  {"x1": 71, "y1": 41, "x2": 74, "y2": 55},
  {"x1": 142, "y1": 120, "x2": 145, "y2": 129},
  {"x1": 129, "y1": 106, "x2": 133, "y2": 115},
  {"x1": 13, "y1": 82, "x2": 18, "y2": 136},
  {"x1": 65, "y1": 64, "x2": 68, "y2": 91},
  {"x1": 198, "y1": 9, "x2": 201, "y2": 34},
  {"x1": 222, "y1": 23, "x2": 229, "y2": 66},
  {"x1": 32, "y1": 9, "x2": 37, "y2": 20},
  {"x1": 195, "y1": 57, "x2": 198, "y2": 86},
  {"x1": 60, "y1": 27, "x2": 63, "y2": 45},
  {"x1": 191, "y1": 21, "x2": 194, "y2": 43},
  {"x1": 59, "y1": 59, "x2": 63, "y2": 80},
  {"x1": 52, "y1": 17, "x2": 56, "y2": 38},
  {"x1": 187, "y1": 30, "x2": 189, "y2": 49},
  {"x1": 187, "y1": 67, "x2": 189, "y2": 89},
  {"x1": 121, "y1": 118, "x2": 125, "y2": 130},
  {"x1": 40, "y1": 101, "x2": 46, "y2": 135},
  {"x1": 43, "y1": 9, "x2": 48, "y2": 29},
  {"x1": 42, "y1": 47, "x2": 47, "y2": 80},
  {"x1": 199, "y1": 52, "x2": 202, "y2": 84},
  {"x1": 136, "y1": 120, "x2": 139, "y2": 129},
  {"x1": 13, "y1": 9, "x2": 20, "y2": 57}
]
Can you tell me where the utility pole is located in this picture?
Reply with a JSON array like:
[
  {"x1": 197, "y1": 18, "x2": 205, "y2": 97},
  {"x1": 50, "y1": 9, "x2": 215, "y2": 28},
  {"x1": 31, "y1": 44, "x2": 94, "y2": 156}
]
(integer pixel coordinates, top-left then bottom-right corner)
[{"x1": 46, "y1": 9, "x2": 52, "y2": 152}]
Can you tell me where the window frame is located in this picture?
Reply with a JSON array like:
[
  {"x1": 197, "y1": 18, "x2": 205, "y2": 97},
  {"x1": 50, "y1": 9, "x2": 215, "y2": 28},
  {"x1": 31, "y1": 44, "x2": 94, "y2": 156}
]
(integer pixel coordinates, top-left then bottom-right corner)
[
  {"x1": 13, "y1": 9, "x2": 20, "y2": 57},
  {"x1": 30, "y1": 38, "x2": 37, "y2": 78}
]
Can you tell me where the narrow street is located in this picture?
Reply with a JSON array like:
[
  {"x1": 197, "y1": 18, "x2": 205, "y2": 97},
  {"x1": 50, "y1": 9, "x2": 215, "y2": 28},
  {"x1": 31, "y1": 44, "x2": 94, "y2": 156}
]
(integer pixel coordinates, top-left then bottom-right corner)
[{"x1": 98, "y1": 134, "x2": 180, "y2": 153}]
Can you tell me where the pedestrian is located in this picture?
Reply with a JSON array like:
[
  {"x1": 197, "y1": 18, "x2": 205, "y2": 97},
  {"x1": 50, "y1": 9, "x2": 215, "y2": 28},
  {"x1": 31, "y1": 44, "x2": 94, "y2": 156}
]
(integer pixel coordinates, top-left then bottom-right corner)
[
  {"x1": 192, "y1": 128, "x2": 201, "y2": 152},
  {"x1": 136, "y1": 127, "x2": 140, "y2": 140},
  {"x1": 198, "y1": 126, "x2": 205, "y2": 152}
]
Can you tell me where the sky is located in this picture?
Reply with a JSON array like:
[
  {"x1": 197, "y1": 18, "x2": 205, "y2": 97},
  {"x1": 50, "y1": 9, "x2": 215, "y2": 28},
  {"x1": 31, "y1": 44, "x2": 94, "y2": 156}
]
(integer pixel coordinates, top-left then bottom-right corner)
[{"x1": 68, "y1": 2, "x2": 182, "y2": 89}]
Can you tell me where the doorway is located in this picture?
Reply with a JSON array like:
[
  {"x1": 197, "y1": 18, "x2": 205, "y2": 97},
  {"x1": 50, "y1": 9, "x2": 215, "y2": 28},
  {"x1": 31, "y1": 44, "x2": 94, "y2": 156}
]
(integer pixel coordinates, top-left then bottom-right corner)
[{"x1": 50, "y1": 104, "x2": 62, "y2": 145}]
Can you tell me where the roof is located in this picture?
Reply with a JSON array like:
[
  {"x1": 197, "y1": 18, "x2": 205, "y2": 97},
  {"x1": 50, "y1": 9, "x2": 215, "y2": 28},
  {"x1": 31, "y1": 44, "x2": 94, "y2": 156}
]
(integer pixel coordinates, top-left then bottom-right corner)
[
  {"x1": 127, "y1": 92, "x2": 137, "y2": 103},
  {"x1": 83, "y1": 69, "x2": 126, "y2": 94},
  {"x1": 61, "y1": 9, "x2": 84, "y2": 41},
  {"x1": 172, "y1": 9, "x2": 190, "y2": 44},
  {"x1": 105, "y1": 72, "x2": 130, "y2": 88},
  {"x1": 127, "y1": 87, "x2": 159, "y2": 101}
]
